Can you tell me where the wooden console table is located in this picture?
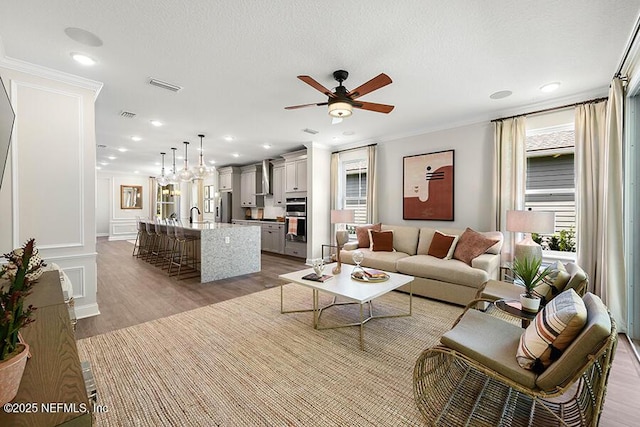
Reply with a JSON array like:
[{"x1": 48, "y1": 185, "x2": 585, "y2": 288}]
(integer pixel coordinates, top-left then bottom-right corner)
[{"x1": 0, "y1": 271, "x2": 91, "y2": 426}]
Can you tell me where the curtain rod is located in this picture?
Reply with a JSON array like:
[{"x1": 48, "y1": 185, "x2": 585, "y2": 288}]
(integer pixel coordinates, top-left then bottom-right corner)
[
  {"x1": 332, "y1": 143, "x2": 377, "y2": 155},
  {"x1": 490, "y1": 96, "x2": 608, "y2": 123},
  {"x1": 615, "y1": 14, "x2": 640, "y2": 78}
]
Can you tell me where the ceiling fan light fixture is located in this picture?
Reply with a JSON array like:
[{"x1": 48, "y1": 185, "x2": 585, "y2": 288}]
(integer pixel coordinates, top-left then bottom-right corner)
[{"x1": 328, "y1": 101, "x2": 352, "y2": 118}]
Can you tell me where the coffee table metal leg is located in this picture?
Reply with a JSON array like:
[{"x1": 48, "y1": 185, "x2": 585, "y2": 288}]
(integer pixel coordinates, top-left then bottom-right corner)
[{"x1": 360, "y1": 303, "x2": 364, "y2": 351}]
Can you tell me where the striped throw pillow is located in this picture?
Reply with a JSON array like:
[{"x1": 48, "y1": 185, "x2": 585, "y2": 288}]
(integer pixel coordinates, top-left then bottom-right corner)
[
  {"x1": 531, "y1": 262, "x2": 571, "y2": 305},
  {"x1": 516, "y1": 288, "x2": 587, "y2": 373}
]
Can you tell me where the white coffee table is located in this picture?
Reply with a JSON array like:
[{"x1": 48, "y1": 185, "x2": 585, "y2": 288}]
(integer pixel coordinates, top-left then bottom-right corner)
[{"x1": 278, "y1": 263, "x2": 414, "y2": 350}]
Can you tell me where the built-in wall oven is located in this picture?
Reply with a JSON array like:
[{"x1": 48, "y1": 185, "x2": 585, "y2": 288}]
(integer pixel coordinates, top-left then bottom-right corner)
[{"x1": 285, "y1": 197, "x2": 307, "y2": 242}]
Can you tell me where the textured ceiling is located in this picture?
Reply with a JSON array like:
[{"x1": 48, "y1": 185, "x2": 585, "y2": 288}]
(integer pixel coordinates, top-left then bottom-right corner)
[{"x1": 0, "y1": 0, "x2": 638, "y2": 175}]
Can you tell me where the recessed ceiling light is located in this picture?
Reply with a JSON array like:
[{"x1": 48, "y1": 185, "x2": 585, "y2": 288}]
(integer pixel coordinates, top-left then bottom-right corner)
[
  {"x1": 71, "y1": 53, "x2": 96, "y2": 66},
  {"x1": 224, "y1": 136, "x2": 234, "y2": 141},
  {"x1": 263, "y1": 144, "x2": 271, "y2": 149},
  {"x1": 131, "y1": 136, "x2": 142, "y2": 142},
  {"x1": 232, "y1": 153, "x2": 240, "y2": 158},
  {"x1": 100, "y1": 162, "x2": 108, "y2": 166},
  {"x1": 154, "y1": 162, "x2": 161, "y2": 166},
  {"x1": 540, "y1": 82, "x2": 561, "y2": 93},
  {"x1": 177, "y1": 155, "x2": 184, "y2": 160},
  {"x1": 117, "y1": 148, "x2": 128, "y2": 152},
  {"x1": 208, "y1": 160, "x2": 216, "y2": 164},
  {"x1": 342, "y1": 131, "x2": 355, "y2": 136},
  {"x1": 134, "y1": 171, "x2": 139, "y2": 174},
  {"x1": 489, "y1": 90, "x2": 513, "y2": 100},
  {"x1": 150, "y1": 120, "x2": 163, "y2": 127},
  {"x1": 96, "y1": 166, "x2": 102, "y2": 170},
  {"x1": 107, "y1": 156, "x2": 117, "y2": 160}
]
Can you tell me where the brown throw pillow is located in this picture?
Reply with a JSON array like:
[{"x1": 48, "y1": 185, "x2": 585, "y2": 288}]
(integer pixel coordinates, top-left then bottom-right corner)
[
  {"x1": 355, "y1": 223, "x2": 382, "y2": 248},
  {"x1": 427, "y1": 231, "x2": 456, "y2": 259},
  {"x1": 369, "y1": 230, "x2": 394, "y2": 252},
  {"x1": 452, "y1": 228, "x2": 499, "y2": 265}
]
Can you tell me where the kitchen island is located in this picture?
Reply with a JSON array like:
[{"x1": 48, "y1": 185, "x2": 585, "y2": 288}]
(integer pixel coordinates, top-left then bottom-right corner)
[{"x1": 147, "y1": 221, "x2": 261, "y2": 283}]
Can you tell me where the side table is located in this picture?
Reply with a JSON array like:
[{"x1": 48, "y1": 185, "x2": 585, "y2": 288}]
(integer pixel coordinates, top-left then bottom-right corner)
[{"x1": 494, "y1": 299, "x2": 538, "y2": 328}]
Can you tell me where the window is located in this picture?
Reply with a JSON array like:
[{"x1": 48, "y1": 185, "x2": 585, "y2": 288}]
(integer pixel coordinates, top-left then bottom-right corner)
[
  {"x1": 334, "y1": 147, "x2": 372, "y2": 237},
  {"x1": 525, "y1": 122, "x2": 576, "y2": 254}
]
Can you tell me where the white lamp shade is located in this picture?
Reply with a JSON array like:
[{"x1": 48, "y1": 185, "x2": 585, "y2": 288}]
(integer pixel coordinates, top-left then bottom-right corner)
[
  {"x1": 330, "y1": 209, "x2": 355, "y2": 224},
  {"x1": 328, "y1": 101, "x2": 353, "y2": 118},
  {"x1": 506, "y1": 210, "x2": 555, "y2": 234}
]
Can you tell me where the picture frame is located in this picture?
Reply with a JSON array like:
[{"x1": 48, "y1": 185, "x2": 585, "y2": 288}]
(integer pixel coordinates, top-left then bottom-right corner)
[{"x1": 402, "y1": 150, "x2": 454, "y2": 220}]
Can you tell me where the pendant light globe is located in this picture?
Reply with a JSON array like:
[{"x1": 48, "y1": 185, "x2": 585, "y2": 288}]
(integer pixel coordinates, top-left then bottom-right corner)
[
  {"x1": 167, "y1": 147, "x2": 179, "y2": 184},
  {"x1": 191, "y1": 134, "x2": 212, "y2": 179},
  {"x1": 178, "y1": 141, "x2": 194, "y2": 182},
  {"x1": 156, "y1": 152, "x2": 170, "y2": 186}
]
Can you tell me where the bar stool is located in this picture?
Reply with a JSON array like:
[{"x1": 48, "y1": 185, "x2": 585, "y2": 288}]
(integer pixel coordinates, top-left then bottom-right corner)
[
  {"x1": 169, "y1": 219, "x2": 200, "y2": 279},
  {"x1": 143, "y1": 217, "x2": 157, "y2": 262},
  {"x1": 151, "y1": 219, "x2": 168, "y2": 266},
  {"x1": 159, "y1": 219, "x2": 177, "y2": 270},
  {"x1": 132, "y1": 216, "x2": 146, "y2": 257}
]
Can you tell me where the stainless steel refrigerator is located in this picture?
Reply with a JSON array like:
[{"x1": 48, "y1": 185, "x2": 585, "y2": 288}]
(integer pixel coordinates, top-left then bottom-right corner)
[{"x1": 215, "y1": 192, "x2": 232, "y2": 223}]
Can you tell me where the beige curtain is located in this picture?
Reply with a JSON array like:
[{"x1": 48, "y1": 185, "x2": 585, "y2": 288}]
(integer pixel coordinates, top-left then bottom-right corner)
[
  {"x1": 366, "y1": 145, "x2": 377, "y2": 223},
  {"x1": 575, "y1": 78, "x2": 626, "y2": 327},
  {"x1": 492, "y1": 117, "x2": 527, "y2": 260},
  {"x1": 330, "y1": 152, "x2": 339, "y2": 235}
]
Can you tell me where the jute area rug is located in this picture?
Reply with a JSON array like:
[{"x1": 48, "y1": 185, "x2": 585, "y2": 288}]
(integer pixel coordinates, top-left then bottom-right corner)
[{"x1": 77, "y1": 284, "x2": 462, "y2": 426}]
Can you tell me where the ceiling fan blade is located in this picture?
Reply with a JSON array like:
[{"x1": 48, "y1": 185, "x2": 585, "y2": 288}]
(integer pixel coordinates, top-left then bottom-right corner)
[
  {"x1": 297, "y1": 76, "x2": 336, "y2": 98},
  {"x1": 285, "y1": 102, "x2": 328, "y2": 110},
  {"x1": 347, "y1": 73, "x2": 392, "y2": 99},
  {"x1": 354, "y1": 101, "x2": 395, "y2": 114}
]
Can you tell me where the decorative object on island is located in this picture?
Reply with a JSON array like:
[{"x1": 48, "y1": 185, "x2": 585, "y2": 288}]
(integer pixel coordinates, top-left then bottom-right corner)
[
  {"x1": 156, "y1": 152, "x2": 170, "y2": 187},
  {"x1": 403, "y1": 150, "x2": 454, "y2": 221},
  {"x1": 192, "y1": 134, "x2": 213, "y2": 179},
  {"x1": 0, "y1": 238, "x2": 44, "y2": 405},
  {"x1": 178, "y1": 141, "x2": 194, "y2": 182},
  {"x1": 511, "y1": 255, "x2": 554, "y2": 313},
  {"x1": 331, "y1": 209, "x2": 355, "y2": 274},
  {"x1": 506, "y1": 209, "x2": 555, "y2": 263}
]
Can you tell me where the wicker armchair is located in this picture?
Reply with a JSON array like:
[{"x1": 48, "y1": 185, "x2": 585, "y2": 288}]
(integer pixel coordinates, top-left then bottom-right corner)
[{"x1": 413, "y1": 292, "x2": 617, "y2": 426}]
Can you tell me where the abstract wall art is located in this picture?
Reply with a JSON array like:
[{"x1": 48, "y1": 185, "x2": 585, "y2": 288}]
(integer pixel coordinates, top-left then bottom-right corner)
[{"x1": 403, "y1": 150, "x2": 454, "y2": 220}]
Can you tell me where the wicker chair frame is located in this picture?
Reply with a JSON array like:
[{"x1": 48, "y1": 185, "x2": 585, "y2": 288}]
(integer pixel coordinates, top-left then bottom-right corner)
[{"x1": 413, "y1": 305, "x2": 617, "y2": 426}]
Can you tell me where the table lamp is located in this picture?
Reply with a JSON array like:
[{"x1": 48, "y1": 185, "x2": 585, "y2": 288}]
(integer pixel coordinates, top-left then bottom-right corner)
[
  {"x1": 506, "y1": 209, "x2": 555, "y2": 262},
  {"x1": 331, "y1": 209, "x2": 355, "y2": 274}
]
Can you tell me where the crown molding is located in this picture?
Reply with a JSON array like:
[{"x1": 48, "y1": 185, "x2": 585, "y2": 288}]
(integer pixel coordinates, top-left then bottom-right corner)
[{"x1": 0, "y1": 55, "x2": 103, "y2": 99}]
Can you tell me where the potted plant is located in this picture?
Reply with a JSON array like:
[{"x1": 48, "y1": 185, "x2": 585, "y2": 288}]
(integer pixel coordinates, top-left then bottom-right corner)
[
  {"x1": 511, "y1": 255, "x2": 554, "y2": 313},
  {"x1": 0, "y1": 238, "x2": 43, "y2": 405}
]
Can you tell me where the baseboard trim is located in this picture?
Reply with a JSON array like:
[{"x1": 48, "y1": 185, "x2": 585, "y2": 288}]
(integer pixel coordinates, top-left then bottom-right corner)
[
  {"x1": 108, "y1": 235, "x2": 136, "y2": 241},
  {"x1": 74, "y1": 303, "x2": 100, "y2": 319}
]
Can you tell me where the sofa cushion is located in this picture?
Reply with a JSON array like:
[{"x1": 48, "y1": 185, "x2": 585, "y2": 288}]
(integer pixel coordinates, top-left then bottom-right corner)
[
  {"x1": 441, "y1": 309, "x2": 537, "y2": 389},
  {"x1": 427, "y1": 231, "x2": 458, "y2": 259},
  {"x1": 453, "y1": 228, "x2": 500, "y2": 265},
  {"x1": 355, "y1": 223, "x2": 381, "y2": 248},
  {"x1": 341, "y1": 248, "x2": 409, "y2": 272},
  {"x1": 396, "y1": 254, "x2": 489, "y2": 288},
  {"x1": 563, "y1": 263, "x2": 588, "y2": 295},
  {"x1": 381, "y1": 224, "x2": 420, "y2": 256},
  {"x1": 516, "y1": 288, "x2": 587, "y2": 373},
  {"x1": 369, "y1": 230, "x2": 394, "y2": 251},
  {"x1": 535, "y1": 292, "x2": 611, "y2": 391}
]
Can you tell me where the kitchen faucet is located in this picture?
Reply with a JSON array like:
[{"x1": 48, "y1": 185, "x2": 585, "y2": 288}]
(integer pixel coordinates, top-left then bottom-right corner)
[{"x1": 189, "y1": 206, "x2": 201, "y2": 224}]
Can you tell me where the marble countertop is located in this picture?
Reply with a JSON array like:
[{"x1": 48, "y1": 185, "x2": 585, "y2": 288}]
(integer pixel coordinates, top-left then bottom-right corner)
[{"x1": 232, "y1": 219, "x2": 285, "y2": 224}]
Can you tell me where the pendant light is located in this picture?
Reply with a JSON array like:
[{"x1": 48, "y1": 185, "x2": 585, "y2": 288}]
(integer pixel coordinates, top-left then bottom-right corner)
[
  {"x1": 167, "y1": 147, "x2": 179, "y2": 184},
  {"x1": 156, "y1": 152, "x2": 169, "y2": 186},
  {"x1": 192, "y1": 134, "x2": 212, "y2": 179},
  {"x1": 178, "y1": 141, "x2": 194, "y2": 182}
]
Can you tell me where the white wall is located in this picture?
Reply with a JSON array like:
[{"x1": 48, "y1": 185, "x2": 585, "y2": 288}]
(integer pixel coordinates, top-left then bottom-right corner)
[
  {"x1": 0, "y1": 60, "x2": 102, "y2": 319},
  {"x1": 374, "y1": 121, "x2": 495, "y2": 231},
  {"x1": 97, "y1": 172, "x2": 152, "y2": 240},
  {"x1": 96, "y1": 176, "x2": 110, "y2": 236}
]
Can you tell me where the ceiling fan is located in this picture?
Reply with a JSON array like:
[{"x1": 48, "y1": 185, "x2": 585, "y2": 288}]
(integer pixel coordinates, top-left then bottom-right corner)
[{"x1": 285, "y1": 70, "x2": 394, "y2": 118}]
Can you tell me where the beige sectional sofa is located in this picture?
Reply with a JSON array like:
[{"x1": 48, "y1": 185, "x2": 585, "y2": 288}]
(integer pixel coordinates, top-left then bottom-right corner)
[{"x1": 341, "y1": 225, "x2": 503, "y2": 306}]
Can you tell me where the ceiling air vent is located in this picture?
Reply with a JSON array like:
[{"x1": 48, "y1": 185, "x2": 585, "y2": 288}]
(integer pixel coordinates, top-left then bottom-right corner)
[
  {"x1": 119, "y1": 110, "x2": 136, "y2": 118},
  {"x1": 303, "y1": 128, "x2": 319, "y2": 135},
  {"x1": 148, "y1": 78, "x2": 182, "y2": 92}
]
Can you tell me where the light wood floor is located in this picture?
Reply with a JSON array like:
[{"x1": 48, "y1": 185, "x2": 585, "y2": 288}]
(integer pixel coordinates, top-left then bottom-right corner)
[{"x1": 78, "y1": 238, "x2": 640, "y2": 425}]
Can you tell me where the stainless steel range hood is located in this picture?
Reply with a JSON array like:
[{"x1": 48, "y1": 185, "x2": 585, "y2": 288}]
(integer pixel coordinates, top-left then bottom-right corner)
[{"x1": 256, "y1": 159, "x2": 273, "y2": 195}]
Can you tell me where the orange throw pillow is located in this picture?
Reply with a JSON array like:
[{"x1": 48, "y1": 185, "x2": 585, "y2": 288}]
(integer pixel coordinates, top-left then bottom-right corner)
[
  {"x1": 428, "y1": 231, "x2": 457, "y2": 259},
  {"x1": 369, "y1": 230, "x2": 394, "y2": 252},
  {"x1": 355, "y1": 223, "x2": 382, "y2": 248}
]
